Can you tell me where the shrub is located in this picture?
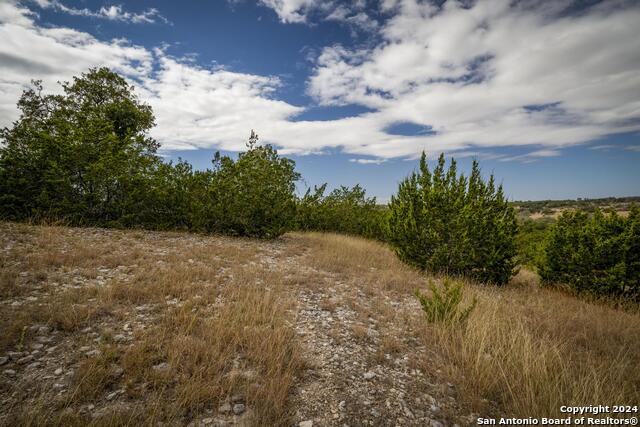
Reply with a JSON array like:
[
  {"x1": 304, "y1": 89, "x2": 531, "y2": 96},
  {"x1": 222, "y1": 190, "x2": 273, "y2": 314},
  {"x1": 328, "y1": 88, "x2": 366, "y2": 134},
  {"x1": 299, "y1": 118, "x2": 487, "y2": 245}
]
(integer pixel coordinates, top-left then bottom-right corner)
[
  {"x1": 387, "y1": 153, "x2": 518, "y2": 285},
  {"x1": 197, "y1": 131, "x2": 300, "y2": 238},
  {"x1": 415, "y1": 278, "x2": 476, "y2": 323},
  {"x1": 516, "y1": 218, "x2": 553, "y2": 267},
  {"x1": 295, "y1": 184, "x2": 387, "y2": 240},
  {"x1": 538, "y1": 207, "x2": 640, "y2": 299}
]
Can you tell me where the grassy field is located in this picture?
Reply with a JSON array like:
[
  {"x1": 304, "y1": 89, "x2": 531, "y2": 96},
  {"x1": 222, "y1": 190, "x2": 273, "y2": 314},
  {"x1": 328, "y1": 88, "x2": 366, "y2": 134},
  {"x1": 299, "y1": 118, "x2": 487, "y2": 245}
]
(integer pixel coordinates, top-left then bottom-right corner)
[{"x1": 1, "y1": 222, "x2": 638, "y2": 426}]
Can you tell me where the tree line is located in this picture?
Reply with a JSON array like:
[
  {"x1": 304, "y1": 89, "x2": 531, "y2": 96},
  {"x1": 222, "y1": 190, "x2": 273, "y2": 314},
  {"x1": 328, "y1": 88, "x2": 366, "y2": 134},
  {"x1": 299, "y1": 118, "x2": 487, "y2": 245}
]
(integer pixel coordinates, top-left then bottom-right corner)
[{"x1": 1, "y1": 68, "x2": 637, "y2": 297}]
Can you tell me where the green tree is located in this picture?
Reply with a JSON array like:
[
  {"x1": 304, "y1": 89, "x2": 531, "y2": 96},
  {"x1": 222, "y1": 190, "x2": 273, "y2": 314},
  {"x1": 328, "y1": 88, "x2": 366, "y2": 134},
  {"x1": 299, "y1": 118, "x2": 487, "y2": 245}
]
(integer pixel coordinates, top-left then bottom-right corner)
[
  {"x1": 199, "y1": 132, "x2": 300, "y2": 238},
  {"x1": 295, "y1": 183, "x2": 386, "y2": 239},
  {"x1": 0, "y1": 68, "x2": 159, "y2": 225},
  {"x1": 538, "y1": 207, "x2": 639, "y2": 299},
  {"x1": 387, "y1": 153, "x2": 518, "y2": 285}
]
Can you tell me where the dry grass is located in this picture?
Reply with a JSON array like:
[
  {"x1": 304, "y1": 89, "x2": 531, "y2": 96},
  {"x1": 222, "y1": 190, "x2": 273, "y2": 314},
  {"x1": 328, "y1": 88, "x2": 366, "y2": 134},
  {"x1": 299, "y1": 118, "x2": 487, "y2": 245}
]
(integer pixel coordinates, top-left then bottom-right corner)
[
  {"x1": 291, "y1": 231, "x2": 424, "y2": 292},
  {"x1": 0, "y1": 222, "x2": 302, "y2": 426},
  {"x1": 418, "y1": 278, "x2": 640, "y2": 418},
  {"x1": 3, "y1": 222, "x2": 640, "y2": 423}
]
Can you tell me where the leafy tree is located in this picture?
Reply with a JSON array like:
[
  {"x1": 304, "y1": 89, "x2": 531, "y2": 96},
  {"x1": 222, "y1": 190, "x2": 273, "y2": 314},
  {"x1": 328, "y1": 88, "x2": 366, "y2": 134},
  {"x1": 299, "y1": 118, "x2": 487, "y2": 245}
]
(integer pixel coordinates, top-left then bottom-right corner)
[
  {"x1": 387, "y1": 153, "x2": 518, "y2": 285},
  {"x1": 0, "y1": 68, "x2": 159, "y2": 225},
  {"x1": 198, "y1": 132, "x2": 300, "y2": 238},
  {"x1": 538, "y1": 207, "x2": 639, "y2": 299}
]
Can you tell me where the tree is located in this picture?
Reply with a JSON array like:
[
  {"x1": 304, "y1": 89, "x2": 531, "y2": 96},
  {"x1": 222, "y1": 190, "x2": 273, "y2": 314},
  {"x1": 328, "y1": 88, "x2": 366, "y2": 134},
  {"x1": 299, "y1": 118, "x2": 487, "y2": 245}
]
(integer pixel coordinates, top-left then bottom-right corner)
[
  {"x1": 387, "y1": 153, "x2": 518, "y2": 285},
  {"x1": 199, "y1": 132, "x2": 300, "y2": 238},
  {"x1": 538, "y1": 207, "x2": 639, "y2": 299},
  {"x1": 0, "y1": 68, "x2": 159, "y2": 225}
]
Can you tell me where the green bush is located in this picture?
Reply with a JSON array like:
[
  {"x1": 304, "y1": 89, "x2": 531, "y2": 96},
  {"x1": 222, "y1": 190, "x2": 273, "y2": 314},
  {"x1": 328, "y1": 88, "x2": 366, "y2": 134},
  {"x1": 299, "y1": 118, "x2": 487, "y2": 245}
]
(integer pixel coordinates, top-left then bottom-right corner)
[
  {"x1": 295, "y1": 184, "x2": 386, "y2": 240},
  {"x1": 0, "y1": 70, "x2": 299, "y2": 239},
  {"x1": 196, "y1": 131, "x2": 300, "y2": 238},
  {"x1": 388, "y1": 153, "x2": 518, "y2": 285},
  {"x1": 516, "y1": 218, "x2": 553, "y2": 267},
  {"x1": 415, "y1": 278, "x2": 477, "y2": 324},
  {"x1": 538, "y1": 207, "x2": 640, "y2": 299}
]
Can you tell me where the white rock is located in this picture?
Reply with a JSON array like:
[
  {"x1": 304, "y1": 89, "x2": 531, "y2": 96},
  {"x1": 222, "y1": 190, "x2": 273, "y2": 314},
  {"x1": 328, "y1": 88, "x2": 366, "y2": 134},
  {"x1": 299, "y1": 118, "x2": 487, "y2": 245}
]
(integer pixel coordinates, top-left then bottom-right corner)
[
  {"x1": 54, "y1": 368, "x2": 63, "y2": 375},
  {"x1": 299, "y1": 421, "x2": 313, "y2": 427},
  {"x1": 363, "y1": 371, "x2": 376, "y2": 380},
  {"x1": 232, "y1": 403, "x2": 245, "y2": 415}
]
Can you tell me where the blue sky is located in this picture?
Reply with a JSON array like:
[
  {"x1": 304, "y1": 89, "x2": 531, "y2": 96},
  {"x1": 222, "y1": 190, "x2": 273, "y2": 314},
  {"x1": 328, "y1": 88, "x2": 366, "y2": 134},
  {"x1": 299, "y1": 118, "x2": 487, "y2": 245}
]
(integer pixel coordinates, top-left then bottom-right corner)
[{"x1": 1, "y1": 0, "x2": 639, "y2": 201}]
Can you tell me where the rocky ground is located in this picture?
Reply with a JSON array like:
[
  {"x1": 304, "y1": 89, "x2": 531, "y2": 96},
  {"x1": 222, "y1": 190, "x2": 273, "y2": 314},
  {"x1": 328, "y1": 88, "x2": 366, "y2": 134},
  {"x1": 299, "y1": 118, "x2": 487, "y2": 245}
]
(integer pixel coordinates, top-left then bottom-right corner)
[{"x1": 0, "y1": 222, "x2": 477, "y2": 426}]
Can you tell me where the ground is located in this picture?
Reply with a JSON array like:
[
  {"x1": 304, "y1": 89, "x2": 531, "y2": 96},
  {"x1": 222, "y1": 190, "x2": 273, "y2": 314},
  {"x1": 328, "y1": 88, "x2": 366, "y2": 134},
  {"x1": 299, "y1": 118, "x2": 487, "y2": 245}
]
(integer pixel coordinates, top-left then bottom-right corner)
[{"x1": 1, "y1": 222, "x2": 639, "y2": 426}]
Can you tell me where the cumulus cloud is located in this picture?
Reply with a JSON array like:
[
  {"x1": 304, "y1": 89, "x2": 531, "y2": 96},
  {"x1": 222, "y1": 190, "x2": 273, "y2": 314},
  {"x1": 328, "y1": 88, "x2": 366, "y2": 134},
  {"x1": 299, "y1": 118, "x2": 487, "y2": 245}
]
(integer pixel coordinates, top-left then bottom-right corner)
[
  {"x1": 30, "y1": 0, "x2": 170, "y2": 24},
  {"x1": 258, "y1": 0, "x2": 378, "y2": 32},
  {"x1": 308, "y1": 0, "x2": 640, "y2": 157},
  {"x1": 1, "y1": 0, "x2": 640, "y2": 162}
]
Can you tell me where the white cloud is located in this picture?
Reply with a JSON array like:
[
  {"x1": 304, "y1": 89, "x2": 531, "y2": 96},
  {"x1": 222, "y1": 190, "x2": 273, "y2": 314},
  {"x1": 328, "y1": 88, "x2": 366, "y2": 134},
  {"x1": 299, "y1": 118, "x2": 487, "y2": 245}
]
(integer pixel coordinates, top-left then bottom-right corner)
[
  {"x1": 1, "y1": 0, "x2": 640, "y2": 163},
  {"x1": 258, "y1": 0, "x2": 377, "y2": 32},
  {"x1": 349, "y1": 158, "x2": 387, "y2": 164},
  {"x1": 30, "y1": 0, "x2": 170, "y2": 24},
  {"x1": 307, "y1": 0, "x2": 640, "y2": 158}
]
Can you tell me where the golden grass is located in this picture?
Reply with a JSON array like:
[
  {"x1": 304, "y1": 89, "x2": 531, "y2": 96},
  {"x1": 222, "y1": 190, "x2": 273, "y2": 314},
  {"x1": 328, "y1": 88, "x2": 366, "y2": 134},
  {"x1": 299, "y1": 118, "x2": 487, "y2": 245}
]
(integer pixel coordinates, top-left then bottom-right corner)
[
  {"x1": 3, "y1": 222, "x2": 639, "y2": 423},
  {"x1": 294, "y1": 232, "x2": 640, "y2": 418},
  {"x1": 0, "y1": 222, "x2": 302, "y2": 426}
]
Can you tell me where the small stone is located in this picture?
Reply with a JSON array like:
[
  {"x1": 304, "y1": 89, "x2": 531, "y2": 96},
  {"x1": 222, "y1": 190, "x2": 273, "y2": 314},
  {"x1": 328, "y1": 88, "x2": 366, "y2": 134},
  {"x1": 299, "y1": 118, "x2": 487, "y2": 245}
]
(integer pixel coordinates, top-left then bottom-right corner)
[
  {"x1": 79, "y1": 346, "x2": 91, "y2": 352},
  {"x1": 152, "y1": 362, "x2": 169, "y2": 372},
  {"x1": 85, "y1": 350, "x2": 100, "y2": 357},
  {"x1": 27, "y1": 361, "x2": 41, "y2": 369},
  {"x1": 37, "y1": 326, "x2": 51, "y2": 335},
  {"x1": 363, "y1": 371, "x2": 376, "y2": 380},
  {"x1": 0, "y1": 357, "x2": 8, "y2": 366},
  {"x1": 113, "y1": 334, "x2": 126, "y2": 342},
  {"x1": 299, "y1": 421, "x2": 313, "y2": 427},
  {"x1": 31, "y1": 343, "x2": 44, "y2": 350},
  {"x1": 218, "y1": 403, "x2": 232, "y2": 414},
  {"x1": 54, "y1": 368, "x2": 63, "y2": 375},
  {"x1": 430, "y1": 404, "x2": 440, "y2": 413},
  {"x1": 53, "y1": 383, "x2": 65, "y2": 390},
  {"x1": 430, "y1": 420, "x2": 444, "y2": 427},
  {"x1": 3, "y1": 369, "x2": 16, "y2": 376},
  {"x1": 17, "y1": 355, "x2": 34, "y2": 364},
  {"x1": 232, "y1": 403, "x2": 245, "y2": 415}
]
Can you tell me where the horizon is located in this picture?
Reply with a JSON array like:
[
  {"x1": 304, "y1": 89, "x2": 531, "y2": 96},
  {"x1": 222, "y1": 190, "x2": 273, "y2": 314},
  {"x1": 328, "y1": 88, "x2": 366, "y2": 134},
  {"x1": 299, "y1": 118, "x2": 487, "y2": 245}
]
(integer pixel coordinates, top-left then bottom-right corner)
[{"x1": 1, "y1": 0, "x2": 639, "y2": 201}]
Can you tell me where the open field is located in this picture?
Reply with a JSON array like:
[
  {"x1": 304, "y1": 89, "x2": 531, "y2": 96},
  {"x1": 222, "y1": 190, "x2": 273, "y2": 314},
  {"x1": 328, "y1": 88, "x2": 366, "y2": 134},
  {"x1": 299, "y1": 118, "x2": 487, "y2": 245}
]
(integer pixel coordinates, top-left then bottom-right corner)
[{"x1": 1, "y1": 222, "x2": 639, "y2": 426}]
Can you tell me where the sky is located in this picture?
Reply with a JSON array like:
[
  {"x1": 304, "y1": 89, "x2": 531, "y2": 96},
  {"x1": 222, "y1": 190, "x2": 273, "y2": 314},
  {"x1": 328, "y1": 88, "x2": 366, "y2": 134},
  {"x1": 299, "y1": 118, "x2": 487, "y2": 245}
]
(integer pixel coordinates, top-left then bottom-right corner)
[{"x1": 0, "y1": 0, "x2": 639, "y2": 202}]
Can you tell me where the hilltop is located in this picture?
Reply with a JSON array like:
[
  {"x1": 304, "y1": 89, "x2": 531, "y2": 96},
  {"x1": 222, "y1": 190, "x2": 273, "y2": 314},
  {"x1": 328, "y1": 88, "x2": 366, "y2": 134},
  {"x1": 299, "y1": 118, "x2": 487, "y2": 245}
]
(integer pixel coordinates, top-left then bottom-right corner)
[{"x1": 1, "y1": 222, "x2": 639, "y2": 426}]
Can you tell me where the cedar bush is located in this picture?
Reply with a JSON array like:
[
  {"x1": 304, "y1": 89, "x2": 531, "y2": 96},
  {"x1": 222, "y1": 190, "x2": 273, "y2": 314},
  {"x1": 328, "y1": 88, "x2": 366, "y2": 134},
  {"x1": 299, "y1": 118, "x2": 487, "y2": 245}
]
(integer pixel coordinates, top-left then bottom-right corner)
[
  {"x1": 294, "y1": 184, "x2": 386, "y2": 240},
  {"x1": 387, "y1": 153, "x2": 518, "y2": 285},
  {"x1": 415, "y1": 278, "x2": 477, "y2": 324},
  {"x1": 197, "y1": 131, "x2": 300, "y2": 238},
  {"x1": 538, "y1": 207, "x2": 640, "y2": 299}
]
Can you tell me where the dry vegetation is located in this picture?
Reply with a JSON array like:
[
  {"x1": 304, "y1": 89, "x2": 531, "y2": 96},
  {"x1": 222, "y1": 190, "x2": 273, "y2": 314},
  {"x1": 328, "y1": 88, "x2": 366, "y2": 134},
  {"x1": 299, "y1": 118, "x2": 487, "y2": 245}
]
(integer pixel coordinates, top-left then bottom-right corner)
[{"x1": 1, "y1": 222, "x2": 639, "y2": 426}]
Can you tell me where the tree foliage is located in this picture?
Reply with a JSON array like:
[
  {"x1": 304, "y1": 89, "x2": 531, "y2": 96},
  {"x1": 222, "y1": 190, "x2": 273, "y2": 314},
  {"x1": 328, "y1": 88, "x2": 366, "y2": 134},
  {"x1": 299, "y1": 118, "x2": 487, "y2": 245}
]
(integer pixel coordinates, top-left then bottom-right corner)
[
  {"x1": 538, "y1": 207, "x2": 640, "y2": 299},
  {"x1": 294, "y1": 184, "x2": 386, "y2": 240},
  {"x1": 0, "y1": 70, "x2": 299, "y2": 238},
  {"x1": 387, "y1": 153, "x2": 518, "y2": 285}
]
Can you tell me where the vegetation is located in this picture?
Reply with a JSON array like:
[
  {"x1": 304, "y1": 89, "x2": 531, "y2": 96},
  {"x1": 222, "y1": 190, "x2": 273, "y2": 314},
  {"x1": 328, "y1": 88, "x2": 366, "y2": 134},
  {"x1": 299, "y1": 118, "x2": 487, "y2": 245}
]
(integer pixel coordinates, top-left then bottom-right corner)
[
  {"x1": 414, "y1": 278, "x2": 476, "y2": 324},
  {"x1": 0, "y1": 70, "x2": 299, "y2": 238},
  {"x1": 515, "y1": 218, "x2": 553, "y2": 267},
  {"x1": 294, "y1": 183, "x2": 386, "y2": 240},
  {"x1": 538, "y1": 207, "x2": 640, "y2": 299},
  {"x1": 388, "y1": 153, "x2": 518, "y2": 285}
]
